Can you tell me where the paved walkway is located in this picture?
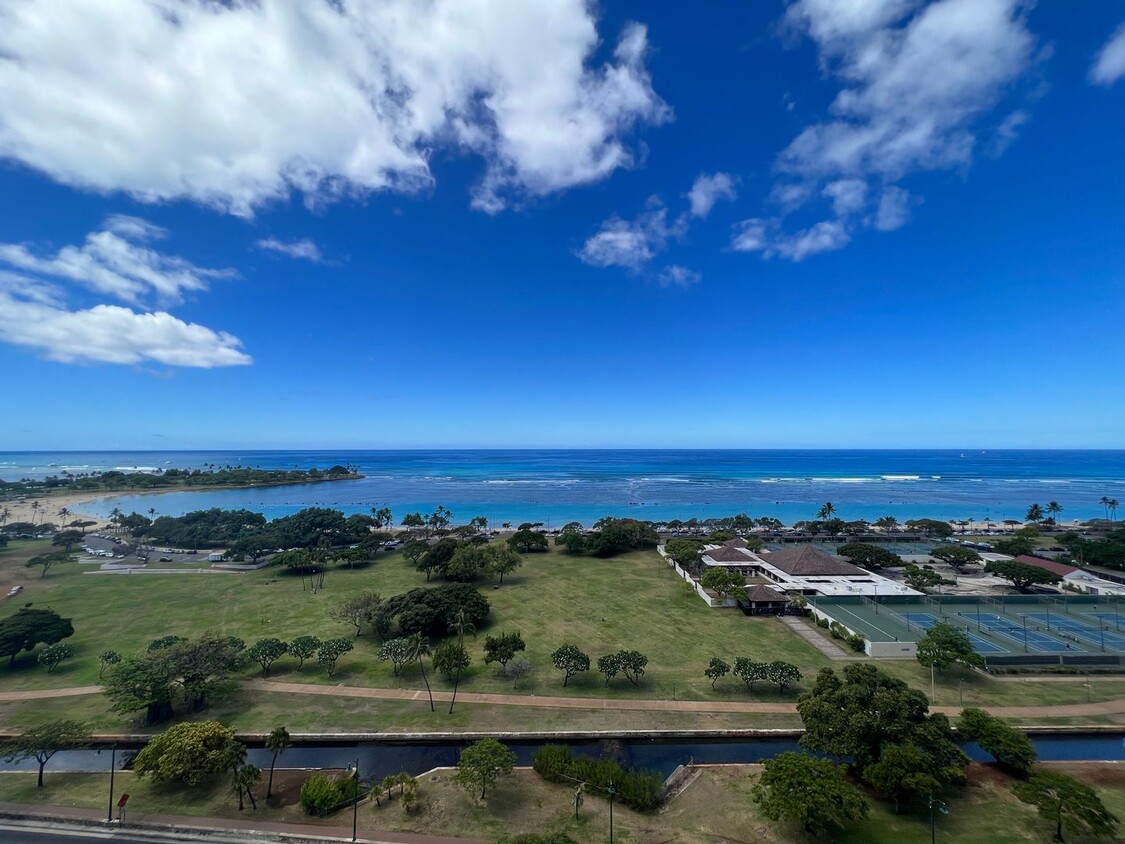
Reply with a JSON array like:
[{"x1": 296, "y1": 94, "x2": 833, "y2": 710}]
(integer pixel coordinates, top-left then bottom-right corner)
[
  {"x1": 5, "y1": 679, "x2": 1125, "y2": 720},
  {"x1": 0, "y1": 801, "x2": 484, "y2": 844},
  {"x1": 778, "y1": 616, "x2": 864, "y2": 660}
]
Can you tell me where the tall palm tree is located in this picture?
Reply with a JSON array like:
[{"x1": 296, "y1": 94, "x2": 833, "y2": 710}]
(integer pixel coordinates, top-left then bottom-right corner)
[
  {"x1": 447, "y1": 609, "x2": 475, "y2": 715},
  {"x1": 109, "y1": 507, "x2": 124, "y2": 536},
  {"x1": 1101, "y1": 496, "x2": 1112, "y2": 521},
  {"x1": 265, "y1": 726, "x2": 291, "y2": 799},
  {"x1": 816, "y1": 502, "x2": 836, "y2": 521},
  {"x1": 1111, "y1": 499, "x2": 1120, "y2": 522},
  {"x1": 407, "y1": 632, "x2": 435, "y2": 712},
  {"x1": 1046, "y1": 501, "x2": 1063, "y2": 525},
  {"x1": 30, "y1": 500, "x2": 41, "y2": 525},
  {"x1": 232, "y1": 764, "x2": 261, "y2": 810},
  {"x1": 0, "y1": 506, "x2": 10, "y2": 528},
  {"x1": 147, "y1": 507, "x2": 158, "y2": 522},
  {"x1": 56, "y1": 506, "x2": 71, "y2": 525}
]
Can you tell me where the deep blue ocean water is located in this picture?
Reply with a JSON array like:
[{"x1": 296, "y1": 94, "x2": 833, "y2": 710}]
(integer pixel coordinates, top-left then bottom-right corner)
[{"x1": 3, "y1": 449, "x2": 1125, "y2": 526}]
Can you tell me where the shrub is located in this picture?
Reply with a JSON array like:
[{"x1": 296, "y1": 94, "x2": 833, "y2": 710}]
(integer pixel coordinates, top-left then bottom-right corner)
[
  {"x1": 846, "y1": 633, "x2": 866, "y2": 653},
  {"x1": 532, "y1": 745, "x2": 663, "y2": 812},
  {"x1": 300, "y1": 773, "x2": 342, "y2": 816},
  {"x1": 815, "y1": 616, "x2": 830, "y2": 629}
]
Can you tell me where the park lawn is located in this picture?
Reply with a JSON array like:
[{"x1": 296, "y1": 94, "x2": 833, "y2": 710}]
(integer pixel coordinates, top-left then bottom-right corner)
[
  {"x1": 2, "y1": 764, "x2": 1123, "y2": 843},
  {"x1": 5, "y1": 540, "x2": 1125, "y2": 731},
  {"x1": 0, "y1": 543, "x2": 833, "y2": 701}
]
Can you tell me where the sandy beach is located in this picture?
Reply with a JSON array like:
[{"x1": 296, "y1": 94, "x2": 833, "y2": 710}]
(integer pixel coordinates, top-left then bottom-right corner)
[{"x1": 0, "y1": 491, "x2": 111, "y2": 529}]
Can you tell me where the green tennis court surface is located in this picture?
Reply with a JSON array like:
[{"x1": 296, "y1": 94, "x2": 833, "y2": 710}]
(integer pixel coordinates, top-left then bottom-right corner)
[{"x1": 810, "y1": 595, "x2": 1125, "y2": 660}]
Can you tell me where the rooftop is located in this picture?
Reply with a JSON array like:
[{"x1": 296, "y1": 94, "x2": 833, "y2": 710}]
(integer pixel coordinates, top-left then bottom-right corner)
[
  {"x1": 760, "y1": 546, "x2": 867, "y2": 577},
  {"x1": 1014, "y1": 554, "x2": 1078, "y2": 577}
]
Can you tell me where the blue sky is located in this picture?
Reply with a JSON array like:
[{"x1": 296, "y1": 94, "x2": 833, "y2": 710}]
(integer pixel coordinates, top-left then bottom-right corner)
[{"x1": 1, "y1": 0, "x2": 1123, "y2": 450}]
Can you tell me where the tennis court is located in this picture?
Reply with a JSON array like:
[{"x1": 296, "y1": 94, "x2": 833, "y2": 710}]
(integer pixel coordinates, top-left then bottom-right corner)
[
  {"x1": 893, "y1": 611, "x2": 1006, "y2": 653},
  {"x1": 1021, "y1": 612, "x2": 1125, "y2": 651},
  {"x1": 952, "y1": 611, "x2": 1073, "y2": 653}
]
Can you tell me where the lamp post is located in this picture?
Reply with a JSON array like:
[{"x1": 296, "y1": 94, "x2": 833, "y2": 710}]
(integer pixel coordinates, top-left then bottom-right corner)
[
  {"x1": 106, "y1": 743, "x2": 117, "y2": 823},
  {"x1": 607, "y1": 780, "x2": 616, "y2": 844},
  {"x1": 349, "y1": 756, "x2": 360, "y2": 843},
  {"x1": 928, "y1": 794, "x2": 948, "y2": 844}
]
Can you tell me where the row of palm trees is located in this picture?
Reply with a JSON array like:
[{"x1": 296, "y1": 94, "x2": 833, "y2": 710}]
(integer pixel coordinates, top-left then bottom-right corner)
[{"x1": 1100, "y1": 496, "x2": 1120, "y2": 522}]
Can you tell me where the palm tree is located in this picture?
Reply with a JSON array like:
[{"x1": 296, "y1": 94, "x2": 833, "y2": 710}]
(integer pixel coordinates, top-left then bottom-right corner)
[
  {"x1": 265, "y1": 726, "x2": 291, "y2": 799},
  {"x1": 1101, "y1": 496, "x2": 1112, "y2": 521},
  {"x1": 0, "y1": 506, "x2": 10, "y2": 528},
  {"x1": 147, "y1": 507, "x2": 157, "y2": 522},
  {"x1": 232, "y1": 764, "x2": 261, "y2": 810},
  {"x1": 407, "y1": 632, "x2": 435, "y2": 712},
  {"x1": 1046, "y1": 501, "x2": 1063, "y2": 525},
  {"x1": 874, "y1": 516, "x2": 899, "y2": 533},
  {"x1": 30, "y1": 500, "x2": 41, "y2": 525},
  {"x1": 57, "y1": 506, "x2": 71, "y2": 525},
  {"x1": 1111, "y1": 499, "x2": 1120, "y2": 522},
  {"x1": 109, "y1": 507, "x2": 124, "y2": 536},
  {"x1": 447, "y1": 609, "x2": 475, "y2": 715},
  {"x1": 816, "y1": 502, "x2": 836, "y2": 521}
]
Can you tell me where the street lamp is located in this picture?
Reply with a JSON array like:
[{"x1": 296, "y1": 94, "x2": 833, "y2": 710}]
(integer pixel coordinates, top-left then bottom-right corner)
[
  {"x1": 347, "y1": 756, "x2": 360, "y2": 842},
  {"x1": 97, "y1": 743, "x2": 118, "y2": 824},
  {"x1": 607, "y1": 780, "x2": 616, "y2": 844},
  {"x1": 928, "y1": 794, "x2": 949, "y2": 844}
]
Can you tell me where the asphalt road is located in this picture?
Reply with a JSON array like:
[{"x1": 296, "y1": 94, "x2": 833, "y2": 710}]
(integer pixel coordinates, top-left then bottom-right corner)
[{"x1": 1, "y1": 828, "x2": 197, "y2": 844}]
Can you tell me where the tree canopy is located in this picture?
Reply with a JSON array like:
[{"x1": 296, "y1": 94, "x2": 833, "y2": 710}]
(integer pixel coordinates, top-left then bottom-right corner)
[
  {"x1": 1012, "y1": 769, "x2": 1118, "y2": 842},
  {"x1": 455, "y1": 738, "x2": 516, "y2": 800},
  {"x1": 836, "y1": 543, "x2": 904, "y2": 569},
  {"x1": 0, "y1": 608, "x2": 74, "y2": 665},
  {"x1": 133, "y1": 721, "x2": 240, "y2": 786},
  {"x1": 751, "y1": 752, "x2": 868, "y2": 836},
  {"x1": 958, "y1": 708, "x2": 1036, "y2": 775},
  {"x1": 0, "y1": 720, "x2": 91, "y2": 787},
  {"x1": 916, "y1": 623, "x2": 985, "y2": 671},
  {"x1": 985, "y1": 560, "x2": 1063, "y2": 591}
]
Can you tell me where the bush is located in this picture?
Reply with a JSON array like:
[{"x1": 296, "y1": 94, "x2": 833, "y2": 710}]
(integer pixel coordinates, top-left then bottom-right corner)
[
  {"x1": 301, "y1": 773, "x2": 342, "y2": 816},
  {"x1": 846, "y1": 633, "x2": 866, "y2": 653},
  {"x1": 815, "y1": 616, "x2": 830, "y2": 629},
  {"x1": 532, "y1": 745, "x2": 663, "y2": 812}
]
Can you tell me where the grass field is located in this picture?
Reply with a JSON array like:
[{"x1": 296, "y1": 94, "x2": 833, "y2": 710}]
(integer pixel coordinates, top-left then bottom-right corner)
[
  {"x1": 1, "y1": 763, "x2": 1122, "y2": 843},
  {"x1": 3, "y1": 539, "x2": 1125, "y2": 732}
]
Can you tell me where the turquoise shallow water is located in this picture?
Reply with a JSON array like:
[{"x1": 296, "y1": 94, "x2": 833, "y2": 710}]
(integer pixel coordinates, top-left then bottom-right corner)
[{"x1": 3, "y1": 449, "x2": 1125, "y2": 526}]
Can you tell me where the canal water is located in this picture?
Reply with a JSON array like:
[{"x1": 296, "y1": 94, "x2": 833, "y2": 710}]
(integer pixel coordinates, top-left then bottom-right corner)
[{"x1": 5, "y1": 734, "x2": 1124, "y2": 780}]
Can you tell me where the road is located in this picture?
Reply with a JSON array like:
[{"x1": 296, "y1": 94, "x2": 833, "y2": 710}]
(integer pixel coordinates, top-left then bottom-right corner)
[{"x1": 0, "y1": 827, "x2": 216, "y2": 844}]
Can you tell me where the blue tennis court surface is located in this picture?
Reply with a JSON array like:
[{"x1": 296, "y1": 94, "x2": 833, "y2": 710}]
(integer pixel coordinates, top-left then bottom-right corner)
[
  {"x1": 1022, "y1": 613, "x2": 1125, "y2": 651},
  {"x1": 1089, "y1": 612, "x2": 1125, "y2": 627},
  {"x1": 954, "y1": 611, "x2": 1073, "y2": 653},
  {"x1": 896, "y1": 611, "x2": 1006, "y2": 654}
]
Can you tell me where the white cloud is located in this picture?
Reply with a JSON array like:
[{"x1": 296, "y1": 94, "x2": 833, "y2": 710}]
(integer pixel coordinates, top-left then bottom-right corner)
[
  {"x1": 0, "y1": 1, "x2": 668, "y2": 216},
  {"x1": 0, "y1": 216, "x2": 233, "y2": 305},
  {"x1": 1091, "y1": 24, "x2": 1125, "y2": 85},
  {"x1": 0, "y1": 286, "x2": 250, "y2": 367},
  {"x1": 256, "y1": 238, "x2": 325, "y2": 263},
  {"x1": 874, "y1": 186, "x2": 916, "y2": 231},
  {"x1": 822, "y1": 179, "x2": 868, "y2": 216},
  {"x1": 686, "y1": 172, "x2": 739, "y2": 218},
  {"x1": 731, "y1": 218, "x2": 850, "y2": 261},
  {"x1": 658, "y1": 265, "x2": 702, "y2": 288},
  {"x1": 0, "y1": 220, "x2": 248, "y2": 367},
  {"x1": 578, "y1": 201, "x2": 684, "y2": 270},
  {"x1": 735, "y1": 0, "x2": 1037, "y2": 259}
]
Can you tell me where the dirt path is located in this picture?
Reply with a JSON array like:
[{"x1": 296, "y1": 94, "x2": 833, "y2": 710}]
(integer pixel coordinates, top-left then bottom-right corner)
[{"x1": 5, "y1": 679, "x2": 1125, "y2": 720}]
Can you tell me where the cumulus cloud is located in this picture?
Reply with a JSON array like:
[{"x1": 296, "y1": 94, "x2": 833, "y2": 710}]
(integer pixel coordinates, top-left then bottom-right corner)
[
  {"x1": 0, "y1": 1, "x2": 668, "y2": 216},
  {"x1": 577, "y1": 203, "x2": 683, "y2": 270},
  {"x1": 1091, "y1": 24, "x2": 1125, "y2": 85},
  {"x1": 686, "y1": 172, "x2": 739, "y2": 218},
  {"x1": 734, "y1": 0, "x2": 1038, "y2": 259},
  {"x1": 256, "y1": 238, "x2": 325, "y2": 263},
  {"x1": 732, "y1": 218, "x2": 850, "y2": 261},
  {"x1": 658, "y1": 265, "x2": 702, "y2": 288},
  {"x1": 0, "y1": 216, "x2": 233, "y2": 305},
  {"x1": 0, "y1": 291, "x2": 251, "y2": 367},
  {"x1": 0, "y1": 219, "x2": 249, "y2": 367}
]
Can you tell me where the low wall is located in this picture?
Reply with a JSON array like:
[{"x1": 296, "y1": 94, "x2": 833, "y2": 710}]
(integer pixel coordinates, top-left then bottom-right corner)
[
  {"x1": 657, "y1": 547, "x2": 734, "y2": 607},
  {"x1": 808, "y1": 605, "x2": 914, "y2": 658}
]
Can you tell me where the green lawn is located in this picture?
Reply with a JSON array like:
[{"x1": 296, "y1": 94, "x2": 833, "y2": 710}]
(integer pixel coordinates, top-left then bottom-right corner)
[
  {"x1": 2, "y1": 763, "x2": 1122, "y2": 843},
  {"x1": 3, "y1": 540, "x2": 1125, "y2": 732}
]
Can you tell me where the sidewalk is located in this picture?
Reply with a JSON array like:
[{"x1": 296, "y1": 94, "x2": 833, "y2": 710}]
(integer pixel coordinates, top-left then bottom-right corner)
[{"x1": 0, "y1": 800, "x2": 485, "y2": 844}]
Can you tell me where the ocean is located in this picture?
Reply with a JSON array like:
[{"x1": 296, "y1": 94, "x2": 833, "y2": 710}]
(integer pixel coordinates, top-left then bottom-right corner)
[{"x1": 2, "y1": 449, "x2": 1124, "y2": 527}]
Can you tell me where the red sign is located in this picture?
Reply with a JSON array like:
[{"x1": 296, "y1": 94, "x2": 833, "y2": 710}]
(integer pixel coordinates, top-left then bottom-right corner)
[{"x1": 118, "y1": 794, "x2": 130, "y2": 808}]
